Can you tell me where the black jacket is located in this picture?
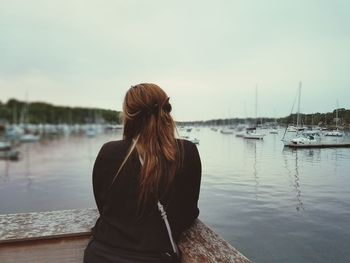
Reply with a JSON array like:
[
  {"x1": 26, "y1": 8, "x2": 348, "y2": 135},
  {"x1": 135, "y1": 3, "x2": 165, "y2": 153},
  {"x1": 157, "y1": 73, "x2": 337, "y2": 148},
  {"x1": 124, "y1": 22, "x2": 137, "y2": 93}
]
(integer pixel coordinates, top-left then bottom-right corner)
[{"x1": 91, "y1": 139, "x2": 201, "y2": 253}]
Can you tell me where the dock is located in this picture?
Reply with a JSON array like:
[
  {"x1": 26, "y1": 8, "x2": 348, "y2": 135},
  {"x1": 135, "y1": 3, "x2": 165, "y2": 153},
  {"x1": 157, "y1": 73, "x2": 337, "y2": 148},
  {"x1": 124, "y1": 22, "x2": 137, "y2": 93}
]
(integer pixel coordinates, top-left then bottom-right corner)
[
  {"x1": 285, "y1": 143, "x2": 350, "y2": 148},
  {"x1": 0, "y1": 208, "x2": 251, "y2": 263}
]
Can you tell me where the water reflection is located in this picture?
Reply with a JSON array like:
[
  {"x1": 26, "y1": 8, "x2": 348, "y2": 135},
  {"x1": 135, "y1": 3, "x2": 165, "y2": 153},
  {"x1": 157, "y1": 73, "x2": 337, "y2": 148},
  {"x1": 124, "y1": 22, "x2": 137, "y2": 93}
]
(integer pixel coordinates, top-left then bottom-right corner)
[
  {"x1": 1, "y1": 160, "x2": 10, "y2": 182},
  {"x1": 282, "y1": 148, "x2": 304, "y2": 211},
  {"x1": 24, "y1": 144, "x2": 33, "y2": 189},
  {"x1": 244, "y1": 140, "x2": 261, "y2": 200}
]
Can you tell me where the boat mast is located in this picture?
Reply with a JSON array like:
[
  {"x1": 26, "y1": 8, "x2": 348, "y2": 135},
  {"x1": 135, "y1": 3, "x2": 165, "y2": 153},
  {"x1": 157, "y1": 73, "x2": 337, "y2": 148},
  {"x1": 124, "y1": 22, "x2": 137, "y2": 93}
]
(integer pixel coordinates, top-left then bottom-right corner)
[
  {"x1": 244, "y1": 101, "x2": 247, "y2": 125},
  {"x1": 255, "y1": 85, "x2": 258, "y2": 127},
  {"x1": 296, "y1": 82, "x2": 302, "y2": 128},
  {"x1": 12, "y1": 104, "x2": 17, "y2": 125},
  {"x1": 336, "y1": 99, "x2": 339, "y2": 129}
]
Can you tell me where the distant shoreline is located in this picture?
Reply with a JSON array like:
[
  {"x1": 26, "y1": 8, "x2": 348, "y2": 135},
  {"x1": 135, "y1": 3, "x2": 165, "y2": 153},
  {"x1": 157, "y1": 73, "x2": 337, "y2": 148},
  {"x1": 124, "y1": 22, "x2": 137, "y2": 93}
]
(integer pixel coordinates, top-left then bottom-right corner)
[{"x1": 1, "y1": 98, "x2": 349, "y2": 128}]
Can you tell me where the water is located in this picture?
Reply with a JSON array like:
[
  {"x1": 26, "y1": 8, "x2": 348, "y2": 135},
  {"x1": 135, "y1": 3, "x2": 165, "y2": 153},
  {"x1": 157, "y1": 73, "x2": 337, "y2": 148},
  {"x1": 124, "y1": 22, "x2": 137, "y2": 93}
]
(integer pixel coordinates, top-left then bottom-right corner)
[{"x1": 1, "y1": 128, "x2": 350, "y2": 263}]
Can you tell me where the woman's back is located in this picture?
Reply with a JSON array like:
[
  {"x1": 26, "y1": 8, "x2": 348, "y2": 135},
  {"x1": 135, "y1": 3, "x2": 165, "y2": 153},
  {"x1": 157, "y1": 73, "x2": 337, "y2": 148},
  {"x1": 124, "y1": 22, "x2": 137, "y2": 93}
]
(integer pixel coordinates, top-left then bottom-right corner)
[
  {"x1": 84, "y1": 83, "x2": 201, "y2": 262},
  {"x1": 91, "y1": 138, "x2": 201, "y2": 253}
]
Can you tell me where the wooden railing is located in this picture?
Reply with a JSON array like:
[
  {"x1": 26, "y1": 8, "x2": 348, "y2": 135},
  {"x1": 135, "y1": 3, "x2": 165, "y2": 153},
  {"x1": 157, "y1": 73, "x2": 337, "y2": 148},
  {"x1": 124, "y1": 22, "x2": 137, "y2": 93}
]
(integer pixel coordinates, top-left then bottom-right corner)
[{"x1": 0, "y1": 208, "x2": 251, "y2": 263}]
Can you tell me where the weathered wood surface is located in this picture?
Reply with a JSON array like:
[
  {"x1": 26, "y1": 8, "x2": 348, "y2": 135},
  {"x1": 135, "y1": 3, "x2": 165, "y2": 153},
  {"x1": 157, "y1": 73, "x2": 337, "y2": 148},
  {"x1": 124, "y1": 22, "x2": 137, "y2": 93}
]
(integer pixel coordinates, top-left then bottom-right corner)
[
  {"x1": 0, "y1": 208, "x2": 97, "y2": 243},
  {"x1": 0, "y1": 236, "x2": 88, "y2": 263},
  {"x1": 0, "y1": 209, "x2": 251, "y2": 263},
  {"x1": 179, "y1": 220, "x2": 251, "y2": 263}
]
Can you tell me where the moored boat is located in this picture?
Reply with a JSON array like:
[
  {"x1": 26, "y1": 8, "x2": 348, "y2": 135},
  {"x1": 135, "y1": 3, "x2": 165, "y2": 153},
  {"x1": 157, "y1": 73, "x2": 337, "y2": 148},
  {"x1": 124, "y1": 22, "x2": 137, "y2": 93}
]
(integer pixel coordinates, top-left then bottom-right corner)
[
  {"x1": 283, "y1": 131, "x2": 321, "y2": 146},
  {"x1": 20, "y1": 133, "x2": 40, "y2": 142},
  {"x1": 243, "y1": 127, "x2": 265, "y2": 140},
  {"x1": 269, "y1": 129, "x2": 278, "y2": 134},
  {"x1": 220, "y1": 128, "x2": 234, "y2": 134},
  {"x1": 0, "y1": 141, "x2": 11, "y2": 151},
  {"x1": 324, "y1": 129, "x2": 343, "y2": 137}
]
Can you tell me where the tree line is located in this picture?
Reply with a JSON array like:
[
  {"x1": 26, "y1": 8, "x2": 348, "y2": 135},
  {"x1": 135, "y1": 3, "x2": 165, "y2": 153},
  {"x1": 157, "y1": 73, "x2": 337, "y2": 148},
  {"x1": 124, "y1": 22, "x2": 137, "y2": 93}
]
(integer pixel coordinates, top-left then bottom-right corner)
[
  {"x1": 1, "y1": 98, "x2": 349, "y2": 128},
  {"x1": 278, "y1": 108, "x2": 350, "y2": 127},
  {"x1": 0, "y1": 99, "x2": 121, "y2": 124},
  {"x1": 178, "y1": 108, "x2": 350, "y2": 128}
]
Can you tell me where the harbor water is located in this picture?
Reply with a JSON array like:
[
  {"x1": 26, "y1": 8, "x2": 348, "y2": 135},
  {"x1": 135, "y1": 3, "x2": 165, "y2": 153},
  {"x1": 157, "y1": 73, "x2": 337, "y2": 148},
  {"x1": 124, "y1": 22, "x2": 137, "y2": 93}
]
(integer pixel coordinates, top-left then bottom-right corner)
[{"x1": 0, "y1": 128, "x2": 349, "y2": 263}]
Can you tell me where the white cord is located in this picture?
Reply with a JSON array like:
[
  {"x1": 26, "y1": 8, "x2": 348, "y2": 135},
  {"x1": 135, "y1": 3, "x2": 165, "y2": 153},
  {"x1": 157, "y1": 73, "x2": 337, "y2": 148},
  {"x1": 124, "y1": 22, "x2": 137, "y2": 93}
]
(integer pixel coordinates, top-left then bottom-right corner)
[{"x1": 157, "y1": 201, "x2": 179, "y2": 255}]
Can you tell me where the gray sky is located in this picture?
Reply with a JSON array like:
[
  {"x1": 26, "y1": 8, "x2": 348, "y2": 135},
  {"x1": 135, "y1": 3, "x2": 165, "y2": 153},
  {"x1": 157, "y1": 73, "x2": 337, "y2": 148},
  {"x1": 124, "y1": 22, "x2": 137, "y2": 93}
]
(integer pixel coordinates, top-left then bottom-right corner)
[{"x1": 1, "y1": 0, "x2": 349, "y2": 121}]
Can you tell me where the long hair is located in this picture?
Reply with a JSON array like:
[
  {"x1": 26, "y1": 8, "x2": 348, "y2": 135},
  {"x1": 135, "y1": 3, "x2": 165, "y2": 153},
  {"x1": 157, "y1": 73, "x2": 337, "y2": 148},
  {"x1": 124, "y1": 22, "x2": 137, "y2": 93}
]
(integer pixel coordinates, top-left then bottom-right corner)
[{"x1": 122, "y1": 83, "x2": 180, "y2": 209}]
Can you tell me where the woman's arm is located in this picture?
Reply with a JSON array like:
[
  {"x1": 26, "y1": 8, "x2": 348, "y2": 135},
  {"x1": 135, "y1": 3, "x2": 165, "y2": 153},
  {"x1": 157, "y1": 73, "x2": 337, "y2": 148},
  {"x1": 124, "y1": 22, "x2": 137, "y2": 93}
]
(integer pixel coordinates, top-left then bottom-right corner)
[
  {"x1": 182, "y1": 142, "x2": 202, "y2": 228},
  {"x1": 92, "y1": 144, "x2": 108, "y2": 214},
  {"x1": 171, "y1": 141, "x2": 202, "y2": 234}
]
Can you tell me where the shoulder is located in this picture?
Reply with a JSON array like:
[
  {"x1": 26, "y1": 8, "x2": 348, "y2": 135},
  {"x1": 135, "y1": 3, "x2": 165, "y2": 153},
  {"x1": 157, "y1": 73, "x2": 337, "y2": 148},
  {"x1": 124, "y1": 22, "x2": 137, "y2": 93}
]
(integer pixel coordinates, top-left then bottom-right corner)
[
  {"x1": 176, "y1": 138, "x2": 197, "y2": 148},
  {"x1": 176, "y1": 139, "x2": 200, "y2": 157},
  {"x1": 98, "y1": 139, "x2": 132, "y2": 157}
]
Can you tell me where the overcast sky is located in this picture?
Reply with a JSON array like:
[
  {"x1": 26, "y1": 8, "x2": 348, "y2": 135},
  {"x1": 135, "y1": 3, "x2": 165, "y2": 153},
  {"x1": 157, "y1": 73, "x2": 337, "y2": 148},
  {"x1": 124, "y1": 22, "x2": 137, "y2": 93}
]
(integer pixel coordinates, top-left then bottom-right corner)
[{"x1": 1, "y1": 0, "x2": 349, "y2": 121}]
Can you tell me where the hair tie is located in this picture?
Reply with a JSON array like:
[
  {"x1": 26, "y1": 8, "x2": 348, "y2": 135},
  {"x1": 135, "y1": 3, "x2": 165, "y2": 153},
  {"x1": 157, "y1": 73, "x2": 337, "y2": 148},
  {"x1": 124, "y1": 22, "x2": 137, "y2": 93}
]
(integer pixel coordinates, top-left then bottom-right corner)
[
  {"x1": 162, "y1": 97, "x2": 172, "y2": 113},
  {"x1": 147, "y1": 103, "x2": 159, "y2": 115}
]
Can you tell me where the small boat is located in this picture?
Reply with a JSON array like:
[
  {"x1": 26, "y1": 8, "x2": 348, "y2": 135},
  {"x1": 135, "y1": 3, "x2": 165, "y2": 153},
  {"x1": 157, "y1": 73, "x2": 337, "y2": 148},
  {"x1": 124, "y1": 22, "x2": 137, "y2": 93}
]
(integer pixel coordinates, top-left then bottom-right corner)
[
  {"x1": 243, "y1": 132, "x2": 265, "y2": 140},
  {"x1": 20, "y1": 134, "x2": 40, "y2": 143},
  {"x1": 243, "y1": 86, "x2": 264, "y2": 140},
  {"x1": 324, "y1": 100, "x2": 343, "y2": 137},
  {"x1": 235, "y1": 131, "x2": 246, "y2": 137},
  {"x1": 287, "y1": 126, "x2": 298, "y2": 132},
  {"x1": 0, "y1": 141, "x2": 11, "y2": 151},
  {"x1": 243, "y1": 127, "x2": 265, "y2": 140},
  {"x1": 85, "y1": 128, "x2": 96, "y2": 137},
  {"x1": 5, "y1": 126, "x2": 24, "y2": 140},
  {"x1": 282, "y1": 82, "x2": 313, "y2": 146},
  {"x1": 324, "y1": 130, "x2": 343, "y2": 137},
  {"x1": 283, "y1": 131, "x2": 321, "y2": 146},
  {"x1": 220, "y1": 128, "x2": 234, "y2": 134},
  {"x1": 269, "y1": 128, "x2": 278, "y2": 134}
]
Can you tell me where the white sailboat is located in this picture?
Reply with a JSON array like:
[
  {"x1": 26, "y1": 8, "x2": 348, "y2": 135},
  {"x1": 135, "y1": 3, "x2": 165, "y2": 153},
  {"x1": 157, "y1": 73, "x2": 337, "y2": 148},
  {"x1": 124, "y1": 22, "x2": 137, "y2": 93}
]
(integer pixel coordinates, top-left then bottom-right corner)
[
  {"x1": 270, "y1": 110, "x2": 279, "y2": 134},
  {"x1": 324, "y1": 130, "x2": 343, "y2": 137},
  {"x1": 20, "y1": 134, "x2": 40, "y2": 142},
  {"x1": 244, "y1": 128, "x2": 265, "y2": 140},
  {"x1": 289, "y1": 130, "x2": 321, "y2": 145},
  {"x1": 235, "y1": 130, "x2": 246, "y2": 137},
  {"x1": 220, "y1": 127, "x2": 234, "y2": 134},
  {"x1": 20, "y1": 93, "x2": 40, "y2": 143},
  {"x1": 244, "y1": 86, "x2": 265, "y2": 140},
  {"x1": 324, "y1": 100, "x2": 343, "y2": 137},
  {"x1": 220, "y1": 114, "x2": 234, "y2": 134},
  {"x1": 269, "y1": 128, "x2": 278, "y2": 134},
  {"x1": 282, "y1": 82, "x2": 321, "y2": 146},
  {"x1": 0, "y1": 141, "x2": 11, "y2": 151}
]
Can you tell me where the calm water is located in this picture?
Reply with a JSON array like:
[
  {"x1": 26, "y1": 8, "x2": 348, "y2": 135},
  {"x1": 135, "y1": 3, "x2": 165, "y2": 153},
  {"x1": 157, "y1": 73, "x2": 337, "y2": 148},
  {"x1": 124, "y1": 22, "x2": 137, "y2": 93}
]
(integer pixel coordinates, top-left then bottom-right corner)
[{"x1": 1, "y1": 128, "x2": 350, "y2": 263}]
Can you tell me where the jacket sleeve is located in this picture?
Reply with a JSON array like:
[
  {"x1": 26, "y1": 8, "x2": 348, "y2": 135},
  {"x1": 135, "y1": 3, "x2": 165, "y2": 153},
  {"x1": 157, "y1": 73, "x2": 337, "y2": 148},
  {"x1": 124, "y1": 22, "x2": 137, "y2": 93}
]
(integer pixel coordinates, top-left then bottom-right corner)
[
  {"x1": 92, "y1": 143, "x2": 108, "y2": 215},
  {"x1": 176, "y1": 141, "x2": 202, "y2": 232}
]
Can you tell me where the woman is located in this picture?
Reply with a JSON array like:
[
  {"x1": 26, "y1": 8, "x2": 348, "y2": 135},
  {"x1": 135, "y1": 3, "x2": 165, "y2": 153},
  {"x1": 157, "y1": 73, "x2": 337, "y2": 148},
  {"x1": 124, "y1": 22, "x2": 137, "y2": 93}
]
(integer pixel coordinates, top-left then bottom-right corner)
[{"x1": 84, "y1": 83, "x2": 202, "y2": 263}]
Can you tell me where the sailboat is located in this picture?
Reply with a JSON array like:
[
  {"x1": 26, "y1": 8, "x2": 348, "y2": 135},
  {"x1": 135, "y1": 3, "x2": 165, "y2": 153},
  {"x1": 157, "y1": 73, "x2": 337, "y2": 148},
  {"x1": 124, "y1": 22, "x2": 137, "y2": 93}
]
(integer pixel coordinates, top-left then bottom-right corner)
[
  {"x1": 282, "y1": 82, "x2": 321, "y2": 146},
  {"x1": 244, "y1": 86, "x2": 265, "y2": 140},
  {"x1": 269, "y1": 110, "x2": 279, "y2": 134},
  {"x1": 19, "y1": 94, "x2": 40, "y2": 143},
  {"x1": 270, "y1": 128, "x2": 278, "y2": 134},
  {"x1": 0, "y1": 141, "x2": 11, "y2": 151},
  {"x1": 220, "y1": 113, "x2": 234, "y2": 134},
  {"x1": 324, "y1": 100, "x2": 343, "y2": 137},
  {"x1": 220, "y1": 126, "x2": 234, "y2": 134}
]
